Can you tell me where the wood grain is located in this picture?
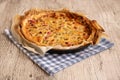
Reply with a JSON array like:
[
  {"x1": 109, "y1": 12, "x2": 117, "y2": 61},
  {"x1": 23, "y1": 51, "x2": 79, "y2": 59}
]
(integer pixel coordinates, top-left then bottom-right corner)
[{"x1": 0, "y1": 0, "x2": 120, "y2": 80}]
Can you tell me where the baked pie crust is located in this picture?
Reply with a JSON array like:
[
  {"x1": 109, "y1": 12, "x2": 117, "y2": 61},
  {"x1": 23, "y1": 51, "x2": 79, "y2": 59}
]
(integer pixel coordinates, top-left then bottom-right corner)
[{"x1": 11, "y1": 9, "x2": 105, "y2": 55}]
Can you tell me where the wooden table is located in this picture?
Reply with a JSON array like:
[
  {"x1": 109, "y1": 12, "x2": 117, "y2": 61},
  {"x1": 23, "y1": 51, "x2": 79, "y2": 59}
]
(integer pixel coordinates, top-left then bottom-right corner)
[{"x1": 0, "y1": 0, "x2": 120, "y2": 80}]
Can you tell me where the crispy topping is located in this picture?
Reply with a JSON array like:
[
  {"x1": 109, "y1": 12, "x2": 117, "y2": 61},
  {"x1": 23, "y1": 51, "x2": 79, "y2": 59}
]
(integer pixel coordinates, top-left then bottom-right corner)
[{"x1": 20, "y1": 9, "x2": 98, "y2": 47}]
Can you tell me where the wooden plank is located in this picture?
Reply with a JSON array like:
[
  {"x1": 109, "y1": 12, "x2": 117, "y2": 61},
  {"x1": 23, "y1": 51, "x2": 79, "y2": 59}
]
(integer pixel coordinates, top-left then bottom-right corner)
[{"x1": 0, "y1": 0, "x2": 120, "y2": 80}]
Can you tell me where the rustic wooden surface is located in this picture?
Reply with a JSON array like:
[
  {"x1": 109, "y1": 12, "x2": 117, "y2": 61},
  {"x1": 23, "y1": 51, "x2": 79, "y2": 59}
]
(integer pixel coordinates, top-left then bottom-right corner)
[{"x1": 0, "y1": 0, "x2": 120, "y2": 80}]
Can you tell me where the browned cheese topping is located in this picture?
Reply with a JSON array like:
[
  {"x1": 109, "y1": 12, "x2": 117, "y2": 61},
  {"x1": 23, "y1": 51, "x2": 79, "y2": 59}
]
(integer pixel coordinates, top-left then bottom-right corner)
[{"x1": 21, "y1": 10, "x2": 92, "y2": 47}]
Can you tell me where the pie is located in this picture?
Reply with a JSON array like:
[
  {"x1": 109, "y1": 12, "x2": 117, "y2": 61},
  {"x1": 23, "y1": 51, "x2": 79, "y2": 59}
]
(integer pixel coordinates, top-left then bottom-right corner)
[{"x1": 11, "y1": 9, "x2": 105, "y2": 54}]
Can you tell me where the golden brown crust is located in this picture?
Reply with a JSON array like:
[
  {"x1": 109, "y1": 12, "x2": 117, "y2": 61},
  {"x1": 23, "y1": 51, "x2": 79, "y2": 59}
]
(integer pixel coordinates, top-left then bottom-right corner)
[{"x1": 11, "y1": 9, "x2": 105, "y2": 54}]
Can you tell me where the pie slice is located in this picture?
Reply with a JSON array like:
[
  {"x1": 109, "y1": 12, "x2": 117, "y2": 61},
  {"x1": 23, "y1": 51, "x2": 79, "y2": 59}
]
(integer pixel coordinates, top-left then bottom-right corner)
[{"x1": 11, "y1": 9, "x2": 105, "y2": 55}]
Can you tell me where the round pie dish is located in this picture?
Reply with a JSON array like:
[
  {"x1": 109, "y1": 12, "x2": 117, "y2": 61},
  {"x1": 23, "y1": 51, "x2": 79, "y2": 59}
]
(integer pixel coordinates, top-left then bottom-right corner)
[{"x1": 11, "y1": 9, "x2": 105, "y2": 55}]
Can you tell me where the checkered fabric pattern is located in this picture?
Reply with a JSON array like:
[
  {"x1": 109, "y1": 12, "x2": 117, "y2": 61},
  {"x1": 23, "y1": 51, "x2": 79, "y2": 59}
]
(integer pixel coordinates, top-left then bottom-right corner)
[{"x1": 4, "y1": 29, "x2": 114, "y2": 76}]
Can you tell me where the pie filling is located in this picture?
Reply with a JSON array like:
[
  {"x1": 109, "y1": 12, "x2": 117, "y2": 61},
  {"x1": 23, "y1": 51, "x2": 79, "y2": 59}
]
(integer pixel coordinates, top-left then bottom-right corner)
[{"x1": 20, "y1": 10, "x2": 94, "y2": 47}]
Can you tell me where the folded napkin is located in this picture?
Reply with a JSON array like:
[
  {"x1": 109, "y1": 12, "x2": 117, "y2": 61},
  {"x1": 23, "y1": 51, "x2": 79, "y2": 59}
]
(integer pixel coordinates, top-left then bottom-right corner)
[{"x1": 4, "y1": 29, "x2": 114, "y2": 76}]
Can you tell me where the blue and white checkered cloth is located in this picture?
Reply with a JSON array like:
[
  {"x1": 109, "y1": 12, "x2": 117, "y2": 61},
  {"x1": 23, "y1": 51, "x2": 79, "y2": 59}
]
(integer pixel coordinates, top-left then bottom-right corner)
[{"x1": 4, "y1": 29, "x2": 114, "y2": 76}]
